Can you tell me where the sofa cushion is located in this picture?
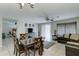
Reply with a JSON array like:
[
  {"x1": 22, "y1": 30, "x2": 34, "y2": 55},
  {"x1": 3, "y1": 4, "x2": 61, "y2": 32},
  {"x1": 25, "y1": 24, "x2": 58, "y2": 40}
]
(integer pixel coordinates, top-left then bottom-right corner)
[
  {"x1": 64, "y1": 34, "x2": 69, "y2": 38},
  {"x1": 67, "y1": 42, "x2": 79, "y2": 46},
  {"x1": 70, "y1": 34, "x2": 79, "y2": 40}
]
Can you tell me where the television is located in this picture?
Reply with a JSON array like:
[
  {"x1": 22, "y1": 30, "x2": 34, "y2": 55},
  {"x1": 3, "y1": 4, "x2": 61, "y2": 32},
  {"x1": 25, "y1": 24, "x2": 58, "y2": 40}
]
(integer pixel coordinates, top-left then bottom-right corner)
[{"x1": 28, "y1": 28, "x2": 33, "y2": 33}]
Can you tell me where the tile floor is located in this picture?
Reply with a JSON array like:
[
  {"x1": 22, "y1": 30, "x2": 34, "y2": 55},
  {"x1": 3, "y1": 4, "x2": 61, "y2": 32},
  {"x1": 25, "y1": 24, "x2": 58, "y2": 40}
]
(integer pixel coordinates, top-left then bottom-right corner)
[{"x1": 0, "y1": 38, "x2": 65, "y2": 56}]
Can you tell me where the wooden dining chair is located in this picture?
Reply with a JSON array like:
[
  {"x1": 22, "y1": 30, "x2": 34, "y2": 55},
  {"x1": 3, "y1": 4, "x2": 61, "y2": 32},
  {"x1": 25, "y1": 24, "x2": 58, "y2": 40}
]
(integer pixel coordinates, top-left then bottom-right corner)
[
  {"x1": 27, "y1": 37, "x2": 44, "y2": 56},
  {"x1": 11, "y1": 28, "x2": 17, "y2": 54},
  {"x1": 34, "y1": 37, "x2": 44, "y2": 56},
  {"x1": 15, "y1": 38, "x2": 26, "y2": 56},
  {"x1": 20, "y1": 33, "x2": 27, "y2": 40}
]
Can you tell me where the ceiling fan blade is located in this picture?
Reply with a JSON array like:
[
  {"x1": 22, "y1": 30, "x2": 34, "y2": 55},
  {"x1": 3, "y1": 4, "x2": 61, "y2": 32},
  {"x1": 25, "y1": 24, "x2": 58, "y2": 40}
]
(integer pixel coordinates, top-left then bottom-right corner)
[
  {"x1": 30, "y1": 4, "x2": 34, "y2": 8},
  {"x1": 28, "y1": 3, "x2": 34, "y2": 8},
  {"x1": 45, "y1": 16, "x2": 50, "y2": 21}
]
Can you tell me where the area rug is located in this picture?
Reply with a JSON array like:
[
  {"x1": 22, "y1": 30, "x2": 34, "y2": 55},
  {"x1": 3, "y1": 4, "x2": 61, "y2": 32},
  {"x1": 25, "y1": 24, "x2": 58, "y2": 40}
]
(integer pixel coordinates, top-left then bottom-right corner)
[{"x1": 44, "y1": 41, "x2": 55, "y2": 49}]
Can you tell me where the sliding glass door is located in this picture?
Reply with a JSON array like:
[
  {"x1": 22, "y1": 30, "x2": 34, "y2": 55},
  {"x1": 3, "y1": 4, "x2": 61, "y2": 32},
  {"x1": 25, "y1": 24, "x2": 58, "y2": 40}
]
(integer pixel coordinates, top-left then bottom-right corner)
[{"x1": 41, "y1": 23, "x2": 51, "y2": 42}]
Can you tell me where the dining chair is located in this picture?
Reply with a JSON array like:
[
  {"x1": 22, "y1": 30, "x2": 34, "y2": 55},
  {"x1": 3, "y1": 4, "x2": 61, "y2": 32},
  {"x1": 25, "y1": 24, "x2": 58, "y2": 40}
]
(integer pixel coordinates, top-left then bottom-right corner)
[
  {"x1": 27, "y1": 37, "x2": 44, "y2": 56},
  {"x1": 15, "y1": 38, "x2": 26, "y2": 56},
  {"x1": 13, "y1": 36, "x2": 16, "y2": 54},
  {"x1": 11, "y1": 28, "x2": 17, "y2": 54},
  {"x1": 20, "y1": 33, "x2": 27, "y2": 40},
  {"x1": 34, "y1": 37, "x2": 44, "y2": 56}
]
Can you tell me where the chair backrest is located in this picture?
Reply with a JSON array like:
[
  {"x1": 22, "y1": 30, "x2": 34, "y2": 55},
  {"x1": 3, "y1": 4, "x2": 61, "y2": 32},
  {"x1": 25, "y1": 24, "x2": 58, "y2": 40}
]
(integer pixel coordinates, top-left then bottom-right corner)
[
  {"x1": 20, "y1": 33, "x2": 27, "y2": 40},
  {"x1": 34, "y1": 37, "x2": 43, "y2": 48},
  {"x1": 64, "y1": 34, "x2": 69, "y2": 38},
  {"x1": 69, "y1": 33, "x2": 72, "y2": 39}
]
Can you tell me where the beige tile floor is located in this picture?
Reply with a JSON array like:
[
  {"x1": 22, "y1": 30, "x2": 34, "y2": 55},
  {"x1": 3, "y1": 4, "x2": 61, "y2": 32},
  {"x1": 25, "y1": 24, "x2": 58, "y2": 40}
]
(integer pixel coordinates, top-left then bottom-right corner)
[{"x1": 0, "y1": 38, "x2": 65, "y2": 56}]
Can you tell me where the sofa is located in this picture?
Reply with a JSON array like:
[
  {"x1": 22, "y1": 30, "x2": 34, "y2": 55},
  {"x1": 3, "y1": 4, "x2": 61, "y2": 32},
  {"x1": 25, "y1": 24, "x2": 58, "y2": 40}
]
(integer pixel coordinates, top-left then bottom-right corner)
[
  {"x1": 65, "y1": 34, "x2": 79, "y2": 56},
  {"x1": 56, "y1": 34, "x2": 79, "y2": 56},
  {"x1": 65, "y1": 41, "x2": 79, "y2": 56},
  {"x1": 57, "y1": 34, "x2": 70, "y2": 44},
  {"x1": 57, "y1": 34, "x2": 79, "y2": 44}
]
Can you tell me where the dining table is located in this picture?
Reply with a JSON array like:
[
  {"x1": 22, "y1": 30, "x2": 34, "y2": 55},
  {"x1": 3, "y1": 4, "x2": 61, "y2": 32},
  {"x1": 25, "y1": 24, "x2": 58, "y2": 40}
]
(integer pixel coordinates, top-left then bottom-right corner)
[
  {"x1": 12, "y1": 31, "x2": 43, "y2": 56},
  {"x1": 19, "y1": 37, "x2": 42, "y2": 56}
]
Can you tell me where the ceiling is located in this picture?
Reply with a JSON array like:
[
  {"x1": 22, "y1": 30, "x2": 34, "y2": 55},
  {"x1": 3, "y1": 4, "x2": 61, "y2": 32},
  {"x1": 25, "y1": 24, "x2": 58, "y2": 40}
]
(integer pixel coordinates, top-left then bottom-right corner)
[{"x1": 0, "y1": 3, "x2": 79, "y2": 22}]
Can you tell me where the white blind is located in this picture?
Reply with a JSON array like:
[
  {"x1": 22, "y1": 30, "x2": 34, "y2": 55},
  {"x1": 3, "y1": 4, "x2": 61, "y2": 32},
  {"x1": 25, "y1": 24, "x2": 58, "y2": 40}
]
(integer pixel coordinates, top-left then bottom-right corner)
[
  {"x1": 57, "y1": 22, "x2": 76, "y2": 35},
  {"x1": 57, "y1": 24, "x2": 65, "y2": 35},
  {"x1": 66, "y1": 23, "x2": 76, "y2": 34}
]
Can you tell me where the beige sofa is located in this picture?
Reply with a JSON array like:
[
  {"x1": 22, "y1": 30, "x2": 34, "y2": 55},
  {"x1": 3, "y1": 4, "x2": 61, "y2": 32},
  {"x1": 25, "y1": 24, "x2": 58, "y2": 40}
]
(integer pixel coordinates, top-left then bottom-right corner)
[
  {"x1": 69, "y1": 34, "x2": 79, "y2": 43},
  {"x1": 65, "y1": 34, "x2": 79, "y2": 56},
  {"x1": 64, "y1": 34, "x2": 79, "y2": 42},
  {"x1": 64, "y1": 34, "x2": 69, "y2": 38},
  {"x1": 65, "y1": 41, "x2": 79, "y2": 56},
  {"x1": 57, "y1": 34, "x2": 79, "y2": 43}
]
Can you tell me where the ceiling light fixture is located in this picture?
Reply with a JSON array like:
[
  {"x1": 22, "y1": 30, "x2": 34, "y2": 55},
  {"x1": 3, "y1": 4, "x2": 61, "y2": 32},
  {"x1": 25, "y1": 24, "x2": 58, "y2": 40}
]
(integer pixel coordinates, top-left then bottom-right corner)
[{"x1": 18, "y1": 2, "x2": 35, "y2": 9}]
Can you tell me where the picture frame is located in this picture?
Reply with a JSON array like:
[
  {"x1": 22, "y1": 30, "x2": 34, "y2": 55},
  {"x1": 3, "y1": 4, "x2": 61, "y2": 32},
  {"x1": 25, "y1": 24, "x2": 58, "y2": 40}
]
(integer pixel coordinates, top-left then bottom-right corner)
[
  {"x1": 29, "y1": 24, "x2": 31, "y2": 27},
  {"x1": 25, "y1": 23, "x2": 27, "y2": 27}
]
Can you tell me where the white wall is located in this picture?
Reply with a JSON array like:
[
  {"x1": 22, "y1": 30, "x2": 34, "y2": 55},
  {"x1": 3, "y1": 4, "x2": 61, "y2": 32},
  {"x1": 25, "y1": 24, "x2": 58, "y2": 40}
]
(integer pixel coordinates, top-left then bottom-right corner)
[
  {"x1": 3, "y1": 21, "x2": 15, "y2": 37},
  {"x1": 16, "y1": 17, "x2": 50, "y2": 38},
  {"x1": 51, "y1": 21, "x2": 57, "y2": 35},
  {"x1": 17, "y1": 19, "x2": 26, "y2": 38},
  {"x1": 77, "y1": 19, "x2": 79, "y2": 34},
  {"x1": 0, "y1": 17, "x2": 2, "y2": 48},
  {"x1": 16, "y1": 19, "x2": 39, "y2": 38}
]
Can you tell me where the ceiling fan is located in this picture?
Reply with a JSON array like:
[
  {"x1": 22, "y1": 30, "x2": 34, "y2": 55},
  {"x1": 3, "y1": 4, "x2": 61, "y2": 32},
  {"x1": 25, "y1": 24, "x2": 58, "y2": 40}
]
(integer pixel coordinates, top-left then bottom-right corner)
[
  {"x1": 39, "y1": 12, "x2": 59, "y2": 22},
  {"x1": 45, "y1": 15, "x2": 59, "y2": 22},
  {"x1": 45, "y1": 16, "x2": 54, "y2": 21},
  {"x1": 18, "y1": 3, "x2": 34, "y2": 9}
]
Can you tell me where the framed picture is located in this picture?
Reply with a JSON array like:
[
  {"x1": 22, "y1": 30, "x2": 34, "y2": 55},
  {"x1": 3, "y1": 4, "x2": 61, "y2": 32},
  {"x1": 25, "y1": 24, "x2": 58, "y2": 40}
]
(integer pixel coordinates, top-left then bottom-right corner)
[
  {"x1": 29, "y1": 24, "x2": 31, "y2": 27},
  {"x1": 25, "y1": 23, "x2": 27, "y2": 27}
]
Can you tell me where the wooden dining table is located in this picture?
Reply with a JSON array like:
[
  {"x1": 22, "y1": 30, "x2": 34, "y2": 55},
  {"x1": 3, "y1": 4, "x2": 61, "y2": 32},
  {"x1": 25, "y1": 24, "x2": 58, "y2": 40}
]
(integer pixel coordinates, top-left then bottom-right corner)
[
  {"x1": 19, "y1": 38, "x2": 34, "y2": 56},
  {"x1": 20, "y1": 37, "x2": 44, "y2": 56}
]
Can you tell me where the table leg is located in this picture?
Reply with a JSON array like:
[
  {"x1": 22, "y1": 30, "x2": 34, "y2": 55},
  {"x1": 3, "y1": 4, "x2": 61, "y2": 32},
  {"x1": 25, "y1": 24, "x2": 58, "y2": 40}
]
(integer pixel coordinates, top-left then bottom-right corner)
[{"x1": 34, "y1": 45, "x2": 35, "y2": 56}]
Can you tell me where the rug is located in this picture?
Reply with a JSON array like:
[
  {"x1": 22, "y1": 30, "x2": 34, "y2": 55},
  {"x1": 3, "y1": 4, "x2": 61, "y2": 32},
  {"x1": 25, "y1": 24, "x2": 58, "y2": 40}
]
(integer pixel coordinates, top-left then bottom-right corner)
[{"x1": 44, "y1": 41, "x2": 55, "y2": 49}]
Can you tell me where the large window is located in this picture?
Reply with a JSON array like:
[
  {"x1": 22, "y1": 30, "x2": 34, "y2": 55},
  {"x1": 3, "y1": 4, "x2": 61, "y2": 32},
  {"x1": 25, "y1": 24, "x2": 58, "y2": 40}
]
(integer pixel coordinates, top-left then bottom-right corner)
[{"x1": 57, "y1": 22, "x2": 76, "y2": 35}]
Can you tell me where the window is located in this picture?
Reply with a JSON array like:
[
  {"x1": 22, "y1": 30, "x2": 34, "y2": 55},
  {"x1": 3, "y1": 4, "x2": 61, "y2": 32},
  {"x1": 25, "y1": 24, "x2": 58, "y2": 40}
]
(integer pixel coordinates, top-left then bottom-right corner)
[
  {"x1": 57, "y1": 22, "x2": 76, "y2": 35},
  {"x1": 57, "y1": 24, "x2": 65, "y2": 35},
  {"x1": 65, "y1": 23, "x2": 76, "y2": 34}
]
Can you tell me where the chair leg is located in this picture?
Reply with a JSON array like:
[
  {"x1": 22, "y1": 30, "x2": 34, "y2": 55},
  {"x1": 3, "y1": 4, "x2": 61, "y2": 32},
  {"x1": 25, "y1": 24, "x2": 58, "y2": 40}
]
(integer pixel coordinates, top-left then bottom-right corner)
[
  {"x1": 15, "y1": 50, "x2": 17, "y2": 56},
  {"x1": 25, "y1": 47, "x2": 27, "y2": 56},
  {"x1": 19, "y1": 51, "x2": 20, "y2": 56},
  {"x1": 34, "y1": 47, "x2": 35, "y2": 56},
  {"x1": 25, "y1": 49, "x2": 27, "y2": 56},
  {"x1": 38, "y1": 47, "x2": 43, "y2": 56},
  {"x1": 28, "y1": 50, "x2": 30, "y2": 56}
]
